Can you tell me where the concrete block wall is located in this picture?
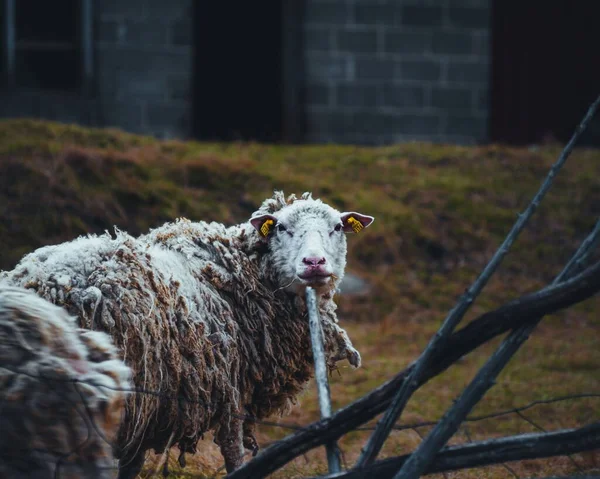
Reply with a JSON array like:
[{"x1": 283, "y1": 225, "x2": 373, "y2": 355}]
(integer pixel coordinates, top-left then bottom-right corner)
[
  {"x1": 94, "y1": 0, "x2": 193, "y2": 139},
  {"x1": 303, "y1": 0, "x2": 491, "y2": 145}
]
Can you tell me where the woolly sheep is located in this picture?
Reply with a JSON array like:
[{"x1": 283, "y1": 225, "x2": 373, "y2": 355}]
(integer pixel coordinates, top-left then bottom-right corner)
[
  {"x1": 0, "y1": 191, "x2": 374, "y2": 478},
  {"x1": 0, "y1": 286, "x2": 130, "y2": 479}
]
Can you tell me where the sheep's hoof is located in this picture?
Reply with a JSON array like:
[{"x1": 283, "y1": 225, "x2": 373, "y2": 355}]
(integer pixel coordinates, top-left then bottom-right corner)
[
  {"x1": 178, "y1": 450, "x2": 186, "y2": 468},
  {"x1": 348, "y1": 349, "x2": 361, "y2": 368},
  {"x1": 243, "y1": 434, "x2": 259, "y2": 456}
]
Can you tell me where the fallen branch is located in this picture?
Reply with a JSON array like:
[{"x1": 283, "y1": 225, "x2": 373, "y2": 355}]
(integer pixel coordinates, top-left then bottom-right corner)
[
  {"x1": 227, "y1": 259, "x2": 600, "y2": 478},
  {"x1": 311, "y1": 422, "x2": 600, "y2": 479},
  {"x1": 394, "y1": 214, "x2": 600, "y2": 478},
  {"x1": 354, "y1": 94, "x2": 600, "y2": 469}
]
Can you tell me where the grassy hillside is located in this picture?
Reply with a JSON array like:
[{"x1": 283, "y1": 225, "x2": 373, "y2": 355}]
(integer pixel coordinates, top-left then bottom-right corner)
[{"x1": 1, "y1": 119, "x2": 599, "y2": 478}]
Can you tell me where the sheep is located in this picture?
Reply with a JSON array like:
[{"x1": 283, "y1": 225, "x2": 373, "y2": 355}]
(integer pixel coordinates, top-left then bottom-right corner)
[
  {"x1": 0, "y1": 191, "x2": 374, "y2": 478},
  {"x1": 0, "y1": 285, "x2": 130, "y2": 479}
]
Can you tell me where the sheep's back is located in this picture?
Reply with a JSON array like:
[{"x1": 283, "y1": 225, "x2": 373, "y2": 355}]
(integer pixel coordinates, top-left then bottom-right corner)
[{"x1": 0, "y1": 226, "x2": 254, "y2": 458}]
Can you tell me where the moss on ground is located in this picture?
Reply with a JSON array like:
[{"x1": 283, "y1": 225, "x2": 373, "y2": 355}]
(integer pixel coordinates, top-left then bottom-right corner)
[{"x1": 1, "y1": 119, "x2": 599, "y2": 478}]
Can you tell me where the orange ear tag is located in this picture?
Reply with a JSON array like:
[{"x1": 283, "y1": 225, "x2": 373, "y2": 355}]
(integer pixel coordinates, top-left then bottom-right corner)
[
  {"x1": 260, "y1": 219, "x2": 274, "y2": 237},
  {"x1": 347, "y1": 216, "x2": 363, "y2": 233}
]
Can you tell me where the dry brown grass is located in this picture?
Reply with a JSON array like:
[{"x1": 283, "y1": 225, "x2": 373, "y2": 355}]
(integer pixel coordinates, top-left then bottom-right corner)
[{"x1": 0, "y1": 119, "x2": 598, "y2": 477}]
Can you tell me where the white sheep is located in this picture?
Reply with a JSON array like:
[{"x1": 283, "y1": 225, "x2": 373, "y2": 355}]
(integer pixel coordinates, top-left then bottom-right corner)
[
  {"x1": 0, "y1": 286, "x2": 130, "y2": 479},
  {"x1": 0, "y1": 191, "x2": 374, "y2": 478}
]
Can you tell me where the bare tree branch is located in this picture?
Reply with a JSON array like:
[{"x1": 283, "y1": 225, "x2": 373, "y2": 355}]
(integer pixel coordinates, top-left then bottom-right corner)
[
  {"x1": 311, "y1": 422, "x2": 600, "y2": 479},
  {"x1": 354, "y1": 93, "x2": 600, "y2": 469},
  {"x1": 394, "y1": 108, "x2": 600, "y2": 477},
  {"x1": 393, "y1": 214, "x2": 600, "y2": 479},
  {"x1": 227, "y1": 259, "x2": 600, "y2": 479}
]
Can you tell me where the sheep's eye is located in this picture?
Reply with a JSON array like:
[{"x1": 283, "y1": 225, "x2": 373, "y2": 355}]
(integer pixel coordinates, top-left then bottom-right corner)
[
  {"x1": 334, "y1": 223, "x2": 343, "y2": 232},
  {"x1": 277, "y1": 224, "x2": 287, "y2": 233}
]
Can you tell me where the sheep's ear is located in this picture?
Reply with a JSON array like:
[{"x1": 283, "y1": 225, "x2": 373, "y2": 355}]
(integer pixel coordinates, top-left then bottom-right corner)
[
  {"x1": 250, "y1": 214, "x2": 278, "y2": 238},
  {"x1": 340, "y1": 212, "x2": 374, "y2": 233}
]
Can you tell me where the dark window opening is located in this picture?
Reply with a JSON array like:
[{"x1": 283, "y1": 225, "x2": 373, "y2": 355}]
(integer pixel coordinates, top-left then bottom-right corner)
[
  {"x1": 192, "y1": 1, "x2": 286, "y2": 142},
  {"x1": 14, "y1": 0, "x2": 81, "y2": 91},
  {"x1": 491, "y1": 0, "x2": 600, "y2": 146}
]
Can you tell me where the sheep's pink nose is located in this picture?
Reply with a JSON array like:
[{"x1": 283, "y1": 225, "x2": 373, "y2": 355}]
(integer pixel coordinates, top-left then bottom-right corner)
[{"x1": 302, "y1": 257, "x2": 327, "y2": 266}]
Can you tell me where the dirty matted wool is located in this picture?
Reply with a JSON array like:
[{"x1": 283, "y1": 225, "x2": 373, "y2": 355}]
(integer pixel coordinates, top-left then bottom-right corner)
[{"x1": 0, "y1": 286, "x2": 130, "y2": 479}]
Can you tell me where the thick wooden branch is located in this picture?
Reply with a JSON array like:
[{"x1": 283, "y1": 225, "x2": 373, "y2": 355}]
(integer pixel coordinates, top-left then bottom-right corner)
[
  {"x1": 312, "y1": 422, "x2": 600, "y2": 479},
  {"x1": 395, "y1": 216, "x2": 600, "y2": 478},
  {"x1": 355, "y1": 94, "x2": 600, "y2": 469},
  {"x1": 227, "y1": 260, "x2": 600, "y2": 479}
]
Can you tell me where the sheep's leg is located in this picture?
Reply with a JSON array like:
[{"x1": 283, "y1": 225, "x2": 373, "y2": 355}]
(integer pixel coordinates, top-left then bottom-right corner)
[
  {"x1": 243, "y1": 419, "x2": 259, "y2": 456},
  {"x1": 216, "y1": 417, "x2": 245, "y2": 472},
  {"x1": 117, "y1": 451, "x2": 145, "y2": 479}
]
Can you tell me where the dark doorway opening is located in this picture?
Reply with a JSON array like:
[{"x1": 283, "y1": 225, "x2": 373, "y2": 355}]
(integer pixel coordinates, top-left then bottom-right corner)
[
  {"x1": 192, "y1": 1, "x2": 296, "y2": 143},
  {"x1": 490, "y1": 1, "x2": 600, "y2": 146}
]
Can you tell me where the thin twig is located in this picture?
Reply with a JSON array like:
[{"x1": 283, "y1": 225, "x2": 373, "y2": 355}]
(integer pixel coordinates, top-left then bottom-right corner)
[
  {"x1": 357, "y1": 393, "x2": 600, "y2": 433},
  {"x1": 515, "y1": 410, "x2": 583, "y2": 474},
  {"x1": 392, "y1": 93, "x2": 600, "y2": 479},
  {"x1": 355, "y1": 96, "x2": 600, "y2": 470}
]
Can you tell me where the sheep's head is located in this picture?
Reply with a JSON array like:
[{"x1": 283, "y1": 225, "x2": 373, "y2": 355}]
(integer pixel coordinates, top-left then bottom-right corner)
[{"x1": 250, "y1": 192, "x2": 374, "y2": 295}]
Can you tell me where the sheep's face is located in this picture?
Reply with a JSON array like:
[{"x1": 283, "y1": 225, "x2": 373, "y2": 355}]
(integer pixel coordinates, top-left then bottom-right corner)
[{"x1": 251, "y1": 200, "x2": 374, "y2": 294}]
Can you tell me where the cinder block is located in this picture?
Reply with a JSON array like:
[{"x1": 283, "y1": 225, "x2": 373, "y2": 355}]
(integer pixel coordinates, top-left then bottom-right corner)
[
  {"x1": 98, "y1": 100, "x2": 146, "y2": 133},
  {"x1": 144, "y1": 0, "x2": 192, "y2": 20},
  {"x1": 473, "y1": 31, "x2": 490, "y2": 56},
  {"x1": 100, "y1": 0, "x2": 146, "y2": 17},
  {"x1": 401, "y1": 6, "x2": 443, "y2": 27},
  {"x1": 338, "y1": 29, "x2": 378, "y2": 53},
  {"x1": 305, "y1": 108, "x2": 354, "y2": 136},
  {"x1": 0, "y1": 91, "x2": 40, "y2": 118},
  {"x1": 432, "y1": 31, "x2": 473, "y2": 55},
  {"x1": 398, "y1": 59, "x2": 442, "y2": 82},
  {"x1": 382, "y1": 84, "x2": 425, "y2": 109},
  {"x1": 475, "y1": 88, "x2": 489, "y2": 113},
  {"x1": 116, "y1": 71, "x2": 167, "y2": 101},
  {"x1": 122, "y1": 20, "x2": 169, "y2": 45},
  {"x1": 305, "y1": 2, "x2": 349, "y2": 25},
  {"x1": 170, "y1": 17, "x2": 192, "y2": 46},
  {"x1": 96, "y1": 48, "x2": 192, "y2": 75},
  {"x1": 430, "y1": 86, "x2": 472, "y2": 111},
  {"x1": 355, "y1": 57, "x2": 394, "y2": 80},
  {"x1": 337, "y1": 83, "x2": 378, "y2": 107},
  {"x1": 393, "y1": 113, "x2": 441, "y2": 135},
  {"x1": 304, "y1": 83, "x2": 331, "y2": 106},
  {"x1": 354, "y1": 4, "x2": 400, "y2": 26},
  {"x1": 96, "y1": 19, "x2": 121, "y2": 44},
  {"x1": 384, "y1": 30, "x2": 431, "y2": 55},
  {"x1": 304, "y1": 27, "x2": 332, "y2": 52},
  {"x1": 444, "y1": 114, "x2": 487, "y2": 138},
  {"x1": 146, "y1": 102, "x2": 190, "y2": 133},
  {"x1": 166, "y1": 73, "x2": 191, "y2": 101},
  {"x1": 446, "y1": 60, "x2": 489, "y2": 84},
  {"x1": 447, "y1": 7, "x2": 490, "y2": 29},
  {"x1": 306, "y1": 54, "x2": 350, "y2": 81}
]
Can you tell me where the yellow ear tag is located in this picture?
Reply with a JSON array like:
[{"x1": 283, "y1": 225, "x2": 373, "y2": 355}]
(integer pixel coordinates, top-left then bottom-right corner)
[
  {"x1": 260, "y1": 219, "x2": 274, "y2": 237},
  {"x1": 347, "y1": 216, "x2": 363, "y2": 233}
]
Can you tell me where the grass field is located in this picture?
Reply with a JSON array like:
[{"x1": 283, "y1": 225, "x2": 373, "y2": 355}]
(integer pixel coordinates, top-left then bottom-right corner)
[{"x1": 0, "y1": 119, "x2": 598, "y2": 478}]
